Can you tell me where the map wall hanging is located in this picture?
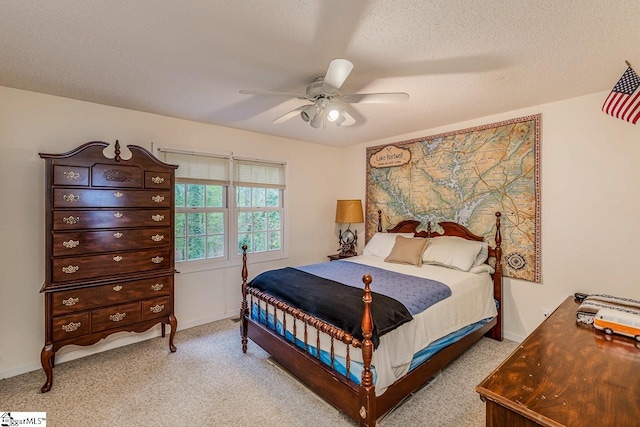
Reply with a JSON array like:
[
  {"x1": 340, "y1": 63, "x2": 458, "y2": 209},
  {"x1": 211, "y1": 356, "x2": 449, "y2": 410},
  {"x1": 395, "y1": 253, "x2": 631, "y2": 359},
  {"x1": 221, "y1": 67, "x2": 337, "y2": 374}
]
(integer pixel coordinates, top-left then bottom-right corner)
[{"x1": 366, "y1": 114, "x2": 541, "y2": 283}]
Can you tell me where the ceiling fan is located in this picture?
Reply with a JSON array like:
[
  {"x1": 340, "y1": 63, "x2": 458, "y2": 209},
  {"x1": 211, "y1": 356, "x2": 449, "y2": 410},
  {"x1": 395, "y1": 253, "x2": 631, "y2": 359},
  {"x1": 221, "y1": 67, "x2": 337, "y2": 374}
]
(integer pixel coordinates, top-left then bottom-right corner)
[{"x1": 239, "y1": 59, "x2": 409, "y2": 128}]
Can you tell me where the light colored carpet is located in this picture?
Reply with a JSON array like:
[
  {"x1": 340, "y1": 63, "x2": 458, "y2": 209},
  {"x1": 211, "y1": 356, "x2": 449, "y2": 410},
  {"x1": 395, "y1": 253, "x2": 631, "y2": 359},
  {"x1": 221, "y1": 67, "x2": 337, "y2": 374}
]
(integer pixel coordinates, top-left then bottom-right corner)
[{"x1": 0, "y1": 319, "x2": 517, "y2": 426}]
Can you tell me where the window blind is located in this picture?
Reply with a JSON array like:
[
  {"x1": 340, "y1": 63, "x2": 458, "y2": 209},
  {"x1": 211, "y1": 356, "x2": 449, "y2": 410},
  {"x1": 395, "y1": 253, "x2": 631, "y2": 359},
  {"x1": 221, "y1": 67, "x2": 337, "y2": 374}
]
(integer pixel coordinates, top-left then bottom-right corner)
[
  {"x1": 159, "y1": 149, "x2": 231, "y2": 185},
  {"x1": 233, "y1": 158, "x2": 286, "y2": 189}
]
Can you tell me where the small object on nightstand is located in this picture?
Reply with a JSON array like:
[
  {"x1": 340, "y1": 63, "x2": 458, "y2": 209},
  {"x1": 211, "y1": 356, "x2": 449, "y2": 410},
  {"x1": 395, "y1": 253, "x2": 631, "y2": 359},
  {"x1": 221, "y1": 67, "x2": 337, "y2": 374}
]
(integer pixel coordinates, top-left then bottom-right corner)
[{"x1": 328, "y1": 253, "x2": 354, "y2": 261}]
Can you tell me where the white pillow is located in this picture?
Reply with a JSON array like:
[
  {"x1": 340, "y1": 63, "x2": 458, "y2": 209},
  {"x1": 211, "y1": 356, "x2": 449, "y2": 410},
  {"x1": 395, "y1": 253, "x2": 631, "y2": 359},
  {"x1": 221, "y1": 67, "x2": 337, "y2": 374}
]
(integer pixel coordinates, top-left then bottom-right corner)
[
  {"x1": 468, "y1": 264, "x2": 495, "y2": 274},
  {"x1": 422, "y1": 236, "x2": 483, "y2": 271},
  {"x1": 472, "y1": 241, "x2": 489, "y2": 267},
  {"x1": 362, "y1": 232, "x2": 415, "y2": 258}
]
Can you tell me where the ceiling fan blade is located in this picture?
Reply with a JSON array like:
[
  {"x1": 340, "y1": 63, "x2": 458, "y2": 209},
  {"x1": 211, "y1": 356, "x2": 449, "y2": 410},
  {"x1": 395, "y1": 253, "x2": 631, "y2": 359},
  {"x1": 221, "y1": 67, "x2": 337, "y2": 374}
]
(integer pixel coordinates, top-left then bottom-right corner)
[
  {"x1": 342, "y1": 92, "x2": 409, "y2": 104},
  {"x1": 322, "y1": 59, "x2": 354, "y2": 93},
  {"x1": 272, "y1": 106, "x2": 307, "y2": 124},
  {"x1": 239, "y1": 89, "x2": 305, "y2": 99}
]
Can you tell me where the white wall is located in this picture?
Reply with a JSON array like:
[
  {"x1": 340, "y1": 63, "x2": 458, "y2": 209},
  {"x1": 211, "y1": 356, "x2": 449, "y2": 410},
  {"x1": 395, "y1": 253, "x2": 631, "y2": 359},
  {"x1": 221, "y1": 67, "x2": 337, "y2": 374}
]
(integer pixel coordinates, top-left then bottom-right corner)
[
  {"x1": 0, "y1": 86, "x2": 343, "y2": 379},
  {"x1": 342, "y1": 92, "x2": 640, "y2": 342}
]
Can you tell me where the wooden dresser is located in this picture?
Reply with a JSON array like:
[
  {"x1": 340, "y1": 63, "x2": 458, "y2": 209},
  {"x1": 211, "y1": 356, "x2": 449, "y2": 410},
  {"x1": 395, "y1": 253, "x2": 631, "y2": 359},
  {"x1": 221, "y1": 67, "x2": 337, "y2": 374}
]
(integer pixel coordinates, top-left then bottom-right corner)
[
  {"x1": 39, "y1": 141, "x2": 178, "y2": 393},
  {"x1": 476, "y1": 296, "x2": 640, "y2": 426}
]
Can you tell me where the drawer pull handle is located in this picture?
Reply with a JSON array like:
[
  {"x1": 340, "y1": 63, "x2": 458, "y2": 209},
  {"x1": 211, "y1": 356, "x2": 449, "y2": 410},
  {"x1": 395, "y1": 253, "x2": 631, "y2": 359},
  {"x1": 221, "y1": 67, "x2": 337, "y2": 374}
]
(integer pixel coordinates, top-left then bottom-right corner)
[
  {"x1": 113, "y1": 255, "x2": 123, "y2": 262},
  {"x1": 113, "y1": 232, "x2": 123, "y2": 238},
  {"x1": 151, "y1": 283, "x2": 164, "y2": 291},
  {"x1": 62, "y1": 265, "x2": 79, "y2": 274},
  {"x1": 62, "y1": 216, "x2": 80, "y2": 225},
  {"x1": 62, "y1": 297, "x2": 79, "y2": 306},
  {"x1": 62, "y1": 240, "x2": 80, "y2": 248},
  {"x1": 151, "y1": 256, "x2": 164, "y2": 264},
  {"x1": 114, "y1": 212, "x2": 124, "y2": 218},
  {"x1": 62, "y1": 322, "x2": 81, "y2": 332},
  {"x1": 110, "y1": 312, "x2": 126, "y2": 322},
  {"x1": 151, "y1": 176, "x2": 165, "y2": 184},
  {"x1": 152, "y1": 195, "x2": 165, "y2": 203},
  {"x1": 113, "y1": 191, "x2": 124, "y2": 198},
  {"x1": 63, "y1": 171, "x2": 80, "y2": 180},
  {"x1": 63, "y1": 194, "x2": 80, "y2": 202},
  {"x1": 151, "y1": 234, "x2": 164, "y2": 242},
  {"x1": 150, "y1": 304, "x2": 165, "y2": 314},
  {"x1": 152, "y1": 214, "x2": 165, "y2": 222},
  {"x1": 113, "y1": 285, "x2": 123, "y2": 292}
]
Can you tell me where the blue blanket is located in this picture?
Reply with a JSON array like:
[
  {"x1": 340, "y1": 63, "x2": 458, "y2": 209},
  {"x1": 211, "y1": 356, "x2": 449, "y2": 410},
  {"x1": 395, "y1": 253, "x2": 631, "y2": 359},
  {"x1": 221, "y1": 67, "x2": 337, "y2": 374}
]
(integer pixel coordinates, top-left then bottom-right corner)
[
  {"x1": 297, "y1": 260, "x2": 451, "y2": 315},
  {"x1": 249, "y1": 260, "x2": 451, "y2": 349}
]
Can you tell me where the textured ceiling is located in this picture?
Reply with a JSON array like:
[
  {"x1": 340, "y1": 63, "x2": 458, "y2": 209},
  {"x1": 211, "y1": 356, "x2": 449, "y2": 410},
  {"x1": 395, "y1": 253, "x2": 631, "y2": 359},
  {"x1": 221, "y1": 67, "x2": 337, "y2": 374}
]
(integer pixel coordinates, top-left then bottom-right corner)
[{"x1": 1, "y1": 1, "x2": 639, "y2": 146}]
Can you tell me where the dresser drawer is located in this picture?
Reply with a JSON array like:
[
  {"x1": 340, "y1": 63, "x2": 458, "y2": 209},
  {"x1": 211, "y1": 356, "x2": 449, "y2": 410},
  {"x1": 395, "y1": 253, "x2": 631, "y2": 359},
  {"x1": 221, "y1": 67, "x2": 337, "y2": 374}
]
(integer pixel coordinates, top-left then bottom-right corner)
[
  {"x1": 52, "y1": 312, "x2": 90, "y2": 341},
  {"x1": 91, "y1": 302, "x2": 142, "y2": 332},
  {"x1": 51, "y1": 276, "x2": 173, "y2": 315},
  {"x1": 53, "y1": 165, "x2": 89, "y2": 186},
  {"x1": 144, "y1": 171, "x2": 172, "y2": 189},
  {"x1": 53, "y1": 209, "x2": 171, "y2": 230},
  {"x1": 52, "y1": 248, "x2": 172, "y2": 282},
  {"x1": 142, "y1": 297, "x2": 171, "y2": 321},
  {"x1": 53, "y1": 228, "x2": 171, "y2": 256},
  {"x1": 91, "y1": 163, "x2": 143, "y2": 188},
  {"x1": 53, "y1": 188, "x2": 171, "y2": 208}
]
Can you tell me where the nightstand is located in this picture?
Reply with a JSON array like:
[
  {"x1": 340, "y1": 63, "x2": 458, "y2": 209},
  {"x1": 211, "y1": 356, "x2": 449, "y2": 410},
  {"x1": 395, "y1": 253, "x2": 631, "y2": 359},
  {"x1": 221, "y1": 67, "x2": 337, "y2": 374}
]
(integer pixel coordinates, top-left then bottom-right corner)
[{"x1": 327, "y1": 253, "x2": 355, "y2": 261}]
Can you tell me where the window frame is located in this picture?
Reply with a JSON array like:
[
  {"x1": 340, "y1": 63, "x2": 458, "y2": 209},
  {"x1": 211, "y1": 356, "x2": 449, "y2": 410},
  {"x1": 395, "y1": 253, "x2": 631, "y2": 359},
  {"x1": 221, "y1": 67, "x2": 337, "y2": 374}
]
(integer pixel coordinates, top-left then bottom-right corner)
[{"x1": 152, "y1": 143, "x2": 289, "y2": 273}]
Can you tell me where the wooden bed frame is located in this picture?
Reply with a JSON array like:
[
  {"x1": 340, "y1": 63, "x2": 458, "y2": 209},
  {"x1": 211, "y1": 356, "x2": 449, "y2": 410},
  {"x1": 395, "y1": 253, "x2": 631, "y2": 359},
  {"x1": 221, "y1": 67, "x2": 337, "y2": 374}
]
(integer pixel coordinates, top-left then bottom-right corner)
[{"x1": 240, "y1": 212, "x2": 503, "y2": 426}]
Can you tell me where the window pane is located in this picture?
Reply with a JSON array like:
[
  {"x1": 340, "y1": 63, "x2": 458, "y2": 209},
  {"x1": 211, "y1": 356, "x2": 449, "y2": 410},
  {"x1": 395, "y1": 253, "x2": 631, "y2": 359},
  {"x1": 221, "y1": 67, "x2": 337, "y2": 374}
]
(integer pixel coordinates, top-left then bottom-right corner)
[
  {"x1": 187, "y1": 213, "x2": 205, "y2": 236},
  {"x1": 175, "y1": 184, "x2": 186, "y2": 208},
  {"x1": 206, "y1": 185, "x2": 223, "y2": 207},
  {"x1": 175, "y1": 213, "x2": 186, "y2": 237},
  {"x1": 175, "y1": 237, "x2": 186, "y2": 261},
  {"x1": 268, "y1": 211, "x2": 280, "y2": 230},
  {"x1": 207, "y1": 212, "x2": 224, "y2": 234},
  {"x1": 266, "y1": 189, "x2": 280, "y2": 207},
  {"x1": 253, "y1": 211, "x2": 266, "y2": 231},
  {"x1": 238, "y1": 212, "x2": 252, "y2": 233},
  {"x1": 238, "y1": 233, "x2": 252, "y2": 254},
  {"x1": 253, "y1": 232, "x2": 267, "y2": 252},
  {"x1": 188, "y1": 236, "x2": 206, "y2": 260},
  {"x1": 252, "y1": 188, "x2": 266, "y2": 207},
  {"x1": 236, "y1": 187, "x2": 251, "y2": 207},
  {"x1": 207, "y1": 235, "x2": 224, "y2": 258},
  {"x1": 186, "y1": 184, "x2": 204, "y2": 208},
  {"x1": 268, "y1": 231, "x2": 281, "y2": 250}
]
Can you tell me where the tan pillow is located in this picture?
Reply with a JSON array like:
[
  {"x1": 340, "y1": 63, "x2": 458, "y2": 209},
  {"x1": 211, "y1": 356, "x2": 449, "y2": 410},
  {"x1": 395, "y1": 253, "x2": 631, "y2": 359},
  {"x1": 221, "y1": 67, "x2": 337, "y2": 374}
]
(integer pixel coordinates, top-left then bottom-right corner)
[{"x1": 384, "y1": 236, "x2": 428, "y2": 267}]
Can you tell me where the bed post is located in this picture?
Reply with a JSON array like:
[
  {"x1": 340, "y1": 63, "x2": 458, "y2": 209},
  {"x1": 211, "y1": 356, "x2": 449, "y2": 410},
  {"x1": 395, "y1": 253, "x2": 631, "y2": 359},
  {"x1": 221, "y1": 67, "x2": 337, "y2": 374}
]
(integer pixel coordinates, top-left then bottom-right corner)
[
  {"x1": 359, "y1": 274, "x2": 376, "y2": 427},
  {"x1": 240, "y1": 244, "x2": 249, "y2": 353},
  {"x1": 377, "y1": 210, "x2": 382, "y2": 232},
  {"x1": 489, "y1": 212, "x2": 503, "y2": 341}
]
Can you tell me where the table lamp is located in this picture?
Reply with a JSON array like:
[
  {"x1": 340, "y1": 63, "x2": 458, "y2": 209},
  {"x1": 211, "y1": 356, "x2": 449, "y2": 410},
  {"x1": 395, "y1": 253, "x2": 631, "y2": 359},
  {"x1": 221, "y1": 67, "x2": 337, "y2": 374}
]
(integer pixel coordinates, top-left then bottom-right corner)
[{"x1": 335, "y1": 199, "x2": 364, "y2": 256}]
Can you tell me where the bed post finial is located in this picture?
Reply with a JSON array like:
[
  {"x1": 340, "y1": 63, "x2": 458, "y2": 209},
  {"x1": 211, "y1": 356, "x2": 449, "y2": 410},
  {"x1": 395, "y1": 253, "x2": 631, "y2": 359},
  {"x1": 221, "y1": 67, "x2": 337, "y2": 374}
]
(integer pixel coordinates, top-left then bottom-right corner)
[
  {"x1": 240, "y1": 244, "x2": 249, "y2": 353},
  {"x1": 359, "y1": 274, "x2": 376, "y2": 426},
  {"x1": 377, "y1": 210, "x2": 382, "y2": 233}
]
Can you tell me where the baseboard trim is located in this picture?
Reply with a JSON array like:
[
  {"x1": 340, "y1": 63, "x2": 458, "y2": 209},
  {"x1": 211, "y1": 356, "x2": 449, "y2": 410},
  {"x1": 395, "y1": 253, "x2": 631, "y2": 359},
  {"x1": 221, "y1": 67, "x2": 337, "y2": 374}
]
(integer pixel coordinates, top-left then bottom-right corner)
[{"x1": 0, "y1": 312, "x2": 237, "y2": 380}]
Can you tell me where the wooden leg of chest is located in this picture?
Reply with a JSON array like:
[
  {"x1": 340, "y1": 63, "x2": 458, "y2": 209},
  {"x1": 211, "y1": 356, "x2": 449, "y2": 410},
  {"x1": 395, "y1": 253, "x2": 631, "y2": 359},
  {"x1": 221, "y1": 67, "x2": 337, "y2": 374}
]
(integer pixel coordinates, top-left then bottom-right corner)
[
  {"x1": 40, "y1": 344, "x2": 54, "y2": 393},
  {"x1": 168, "y1": 314, "x2": 177, "y2": 352}
]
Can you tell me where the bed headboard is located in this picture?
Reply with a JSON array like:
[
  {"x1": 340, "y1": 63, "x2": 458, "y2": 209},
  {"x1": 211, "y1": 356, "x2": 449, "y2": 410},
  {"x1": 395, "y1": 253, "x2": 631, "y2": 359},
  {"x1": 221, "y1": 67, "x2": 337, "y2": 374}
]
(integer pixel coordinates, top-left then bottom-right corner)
[{"x1": 377, "y1": 209, "x2": 503, "y2": 341}]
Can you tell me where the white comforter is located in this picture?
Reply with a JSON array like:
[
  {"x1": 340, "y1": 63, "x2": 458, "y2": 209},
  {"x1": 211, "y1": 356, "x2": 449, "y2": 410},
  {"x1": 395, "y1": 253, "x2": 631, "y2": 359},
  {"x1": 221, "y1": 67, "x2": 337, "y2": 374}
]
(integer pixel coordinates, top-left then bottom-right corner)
[{"x1": 258, "y1": 255, "x2": 497, "y2": 396}]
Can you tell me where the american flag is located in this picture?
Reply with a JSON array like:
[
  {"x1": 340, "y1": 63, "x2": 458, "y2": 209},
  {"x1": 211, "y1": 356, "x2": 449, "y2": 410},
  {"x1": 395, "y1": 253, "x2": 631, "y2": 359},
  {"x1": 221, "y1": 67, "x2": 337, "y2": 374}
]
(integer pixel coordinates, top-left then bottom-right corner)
[{"x1": 602, "y1": 65, "x2": 640, "y2": 124}]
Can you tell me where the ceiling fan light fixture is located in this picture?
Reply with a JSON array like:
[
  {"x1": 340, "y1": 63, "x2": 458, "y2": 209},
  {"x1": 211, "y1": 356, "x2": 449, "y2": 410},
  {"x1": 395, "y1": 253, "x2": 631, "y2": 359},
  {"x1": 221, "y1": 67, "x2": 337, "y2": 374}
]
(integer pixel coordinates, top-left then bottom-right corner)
[
  {"x1": 334, "y1": 114, "x2": 346, "y2": 127},
  {"x1": 300, "y1": 105, "x2": 316, "y2": 122},
  {"x1": 310, "y1": 113, "x2": 323, "y2": 128}
]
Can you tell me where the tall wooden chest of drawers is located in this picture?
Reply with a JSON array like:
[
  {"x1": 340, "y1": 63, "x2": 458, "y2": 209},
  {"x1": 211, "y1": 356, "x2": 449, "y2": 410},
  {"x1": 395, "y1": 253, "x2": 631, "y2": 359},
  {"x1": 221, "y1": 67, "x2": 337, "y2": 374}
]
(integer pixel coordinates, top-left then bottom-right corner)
[{"x1": 39, "y1": 141, "x2": 178, "y2": 393}]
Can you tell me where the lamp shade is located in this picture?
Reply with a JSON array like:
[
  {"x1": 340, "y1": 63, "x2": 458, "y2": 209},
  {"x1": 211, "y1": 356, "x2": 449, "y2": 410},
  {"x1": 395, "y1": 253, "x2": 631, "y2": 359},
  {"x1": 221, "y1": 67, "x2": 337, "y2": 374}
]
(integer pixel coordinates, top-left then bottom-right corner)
[{"x1": 335, "y1": 199, "x2": 364, "y2": 223}]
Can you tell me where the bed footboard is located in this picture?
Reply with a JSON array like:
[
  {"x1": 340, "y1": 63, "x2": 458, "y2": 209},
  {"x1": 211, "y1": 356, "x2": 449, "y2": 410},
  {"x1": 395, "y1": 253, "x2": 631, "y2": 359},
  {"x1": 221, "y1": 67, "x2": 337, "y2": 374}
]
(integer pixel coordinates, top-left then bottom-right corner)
[{"x1": 240, "y1": 245, "x2": 377, "y2": 425}]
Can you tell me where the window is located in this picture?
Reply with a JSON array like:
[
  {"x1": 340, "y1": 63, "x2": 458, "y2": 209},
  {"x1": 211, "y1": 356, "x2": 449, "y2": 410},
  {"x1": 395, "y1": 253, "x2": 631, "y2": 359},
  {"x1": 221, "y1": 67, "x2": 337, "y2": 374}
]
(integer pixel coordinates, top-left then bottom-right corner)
[
  {"x1": 174, "y1": 183, "x2": 226, "y2": 262},
  {"x1": 156, "y1": 146, "x2": 287, "y2": 269}
]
